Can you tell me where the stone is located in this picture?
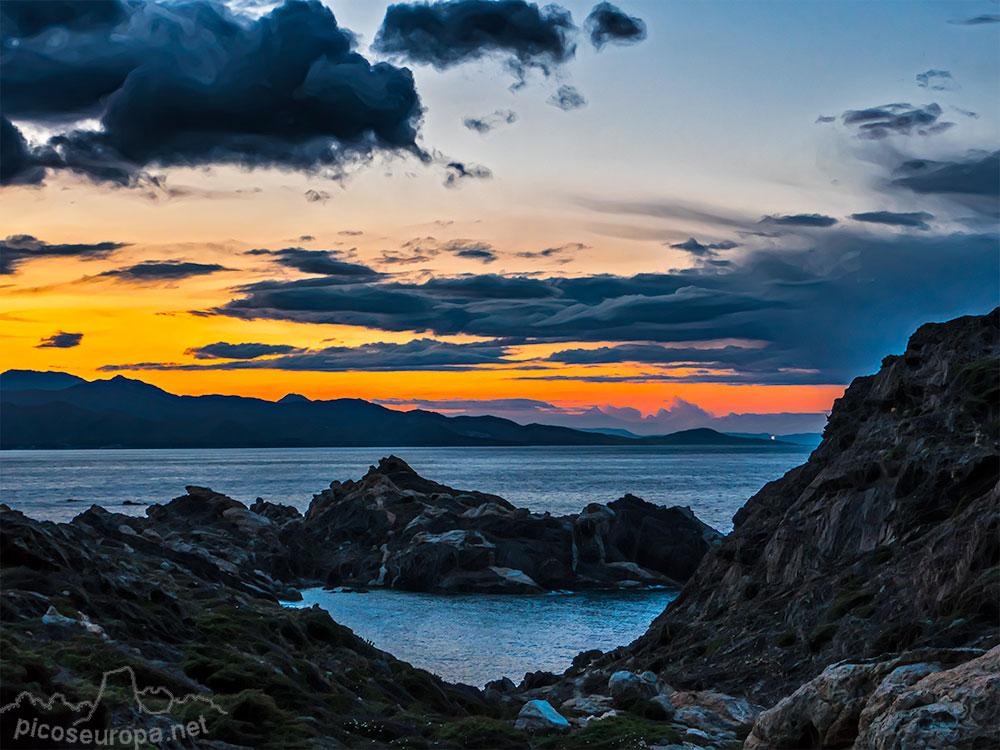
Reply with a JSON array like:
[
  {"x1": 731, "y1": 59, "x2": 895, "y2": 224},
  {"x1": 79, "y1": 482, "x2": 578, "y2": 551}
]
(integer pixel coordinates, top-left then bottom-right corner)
[
  {"x1": 609, "y1": 670, "x2": 658, "y2": 707},
  {"x1": 745, "y1": 648, "x2": 996, "y2": 750},
  {"x1": 514, "y1": 699, "x2": 572, "y2": 732}
]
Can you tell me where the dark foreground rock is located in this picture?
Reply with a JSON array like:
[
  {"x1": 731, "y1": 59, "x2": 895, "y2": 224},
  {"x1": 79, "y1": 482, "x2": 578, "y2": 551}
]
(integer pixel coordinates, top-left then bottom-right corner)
[{"x1": 284, "y1": 456, "x2": 721, "y2": 593}]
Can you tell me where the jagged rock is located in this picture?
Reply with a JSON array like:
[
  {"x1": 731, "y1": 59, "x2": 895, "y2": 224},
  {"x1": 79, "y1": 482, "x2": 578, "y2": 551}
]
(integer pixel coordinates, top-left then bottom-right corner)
[
  {"x1": 514, "y1": 699, "x2": 571, "y2": 732},
  {"x1": 622, "y1": 310, "x2": 1000, "y2": 702}
]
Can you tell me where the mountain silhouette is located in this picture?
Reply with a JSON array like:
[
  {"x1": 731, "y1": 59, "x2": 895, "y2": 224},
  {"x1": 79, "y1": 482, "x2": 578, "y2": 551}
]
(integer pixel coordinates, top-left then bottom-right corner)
[{"x1": 0, "y1": 370, "x2": 785, "y2": 449}]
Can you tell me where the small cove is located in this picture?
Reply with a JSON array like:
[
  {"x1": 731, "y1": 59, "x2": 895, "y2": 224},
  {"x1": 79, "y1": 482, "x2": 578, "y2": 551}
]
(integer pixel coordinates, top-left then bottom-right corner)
[{"x1": 285, "y1": 587, "x2": 679, "y2": 686}]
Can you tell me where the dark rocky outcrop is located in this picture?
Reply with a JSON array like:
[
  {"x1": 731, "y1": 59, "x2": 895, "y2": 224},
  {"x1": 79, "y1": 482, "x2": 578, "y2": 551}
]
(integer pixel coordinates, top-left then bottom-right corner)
[{"x1": 284, "y1": 456, "x2": 720, "y2": 593}]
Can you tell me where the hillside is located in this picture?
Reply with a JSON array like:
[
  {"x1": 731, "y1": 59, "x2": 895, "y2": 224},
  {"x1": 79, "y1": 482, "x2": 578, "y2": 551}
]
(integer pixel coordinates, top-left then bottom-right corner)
[
  {"x1": 0, "y1": 371, "x2": 783, "y2": 449},
  {"x1": 614, "y1": 309, "x2": 999, "y2": 702}
]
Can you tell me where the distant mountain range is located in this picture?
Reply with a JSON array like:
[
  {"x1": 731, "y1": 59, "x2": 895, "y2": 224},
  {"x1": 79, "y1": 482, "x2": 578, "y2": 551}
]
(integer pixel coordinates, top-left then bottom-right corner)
[{"x1": 0, "y1": 370, "x2": 793, "y2": 450}]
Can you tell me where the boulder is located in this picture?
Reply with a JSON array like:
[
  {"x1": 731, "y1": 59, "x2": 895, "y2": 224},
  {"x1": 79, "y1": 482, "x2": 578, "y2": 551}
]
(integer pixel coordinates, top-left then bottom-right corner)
[
  {"x1": 608, "y1": 670, "x2": 658, "y2": 707},
  {"x1": 745, "y1": 648, "x2": 996, "y2": 749},
  {"x1": 514, "y1": 699, "x2": 571, "y2": 733}
]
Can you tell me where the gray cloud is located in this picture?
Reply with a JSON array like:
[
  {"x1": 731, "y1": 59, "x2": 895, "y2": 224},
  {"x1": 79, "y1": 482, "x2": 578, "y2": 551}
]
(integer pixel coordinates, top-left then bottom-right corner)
[
  {"x1": 841, "y1": 102, "x2": 952, "y2": 139},
  {"x1": 916, "y1": 69, "x2": 957, "y2": 91},
  {"x1": 891, "y1": 152, "x2": 1000, "y2": 197},
  {"x1": 463, "y1": 109, "x2": 518, "y2": 134},
  {"x1": 247, "y1": 248, "x2": 383, "y2": 279},
  {"x1": 374, "y1": 0, "x2": 576, "y2": 81},
  {"x1": 186, "y1": 342, "x2": 304, "y2": 360},
  {"x1": 443, "y1": 240, "x2": 498, "y2": 263},
  {"x1": 669, "y1": 238, "x2": 739, "y2": 256},
  {"x1": 443, "y1": 161, "x2": 493, "y2": 188},
  {"x1": 97, "y1": 260, "x2": 230, "y2": 282},
  {"x1": 1, "y1": 234, "x2": 128, "y2": 275},
  {"x1": 948, "y1": 14, "x2": 1000, "y2": 25},
  {"x1": 37, "y1": 331, "x2": 83, "y2": 349},
  {"x1": 849, "y1": 211, "x2": 933, "y2": 230},
  {"x1": 585, "y1": 2, "x2": 647, "y2": 50},
  {"x1": 548, "y1": 85, "x2": 587, "y2": 110},
  {"x1": 760, "y1": 213, "x2": 838, "y2": 228}
]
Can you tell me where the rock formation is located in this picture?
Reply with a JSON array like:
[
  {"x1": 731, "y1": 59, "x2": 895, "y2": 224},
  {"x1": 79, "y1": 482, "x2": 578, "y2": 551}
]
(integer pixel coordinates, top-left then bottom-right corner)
[{"x1": 285, "y1": 456, "x2": 721, "y2": 593}]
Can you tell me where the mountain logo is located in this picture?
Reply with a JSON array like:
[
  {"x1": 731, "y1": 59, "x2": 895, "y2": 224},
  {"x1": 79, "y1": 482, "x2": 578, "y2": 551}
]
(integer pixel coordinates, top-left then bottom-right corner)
[{"x1": 1, "y1": 665, "x2": 226, "y2": 747}]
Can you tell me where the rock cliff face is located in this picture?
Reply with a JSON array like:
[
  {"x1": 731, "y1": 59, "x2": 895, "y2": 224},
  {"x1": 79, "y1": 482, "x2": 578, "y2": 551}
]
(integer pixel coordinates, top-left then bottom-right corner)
[
  {"x1": 285, "y1": 456, "x2": 720, "y2": 593},
  {"x1": 617, "y1": 309, "x2": 999, "y2": 705}
]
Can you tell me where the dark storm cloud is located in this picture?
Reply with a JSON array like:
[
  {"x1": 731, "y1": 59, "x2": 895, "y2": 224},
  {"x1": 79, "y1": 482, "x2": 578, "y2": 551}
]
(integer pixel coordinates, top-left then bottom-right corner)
[
  {"x1": 37, "y1": 331, "x2": 83, "y2": 349},
  {"x1": 0, "y1": 0, "x2": 127, "y2": 38},
  {"x1": 669, "y1": 238, "x2": 739, "y2": 256},
  {"x1": 849, "y1": 211, "x2": 933, "y2": 230},
  {"x1": 374, "y1": 0, "x2": 576, "y2": 79},
  {"x1": 891, "y1": 152, "x2": 1000, "y2": 197},
  {"x1": 462, "y1": 109, "x2": 518, "y2": 133},
  {"x1": 815, "y1": 115, "x2": 837, "y2": 124},
  {"x1": 0, "y1": 234, "x2": 128, "y2": 275},
  {"x1": 249, "y1": 248, "x2": 383, "y2": 279},
  {"x1": 102, "y1": 338, "x2": 514, "y2": 372},
  {"x1": 916, "y1": 70, "x2": 957, "y2": 91},
  {"x1": 1, "y1": 119, "x2": 45, "y2": 186},
  {"x1": 186, "y1": 342, "x2": 303, "y2": 360},
  {"x1": 584, "y1": 3, "x2": 646, "y2": 50},
  {"x1": 204, "y1": 230, "x2": 999, "y2": 384},
  {"x1": 2, "y1": 0, "x2": 423, "y2": 185},
  {"x1": 547, "y1": 85, "x2": 587, "y2": 110},
  {"x1": 97, "y1": 260, "x2": 230, "y2": 282},
  {"x1": 760, "y1": 214, "x2": 838, "y2": 228},
  {"x1": 841, "y1": 102, "x2": 951, "y2": 139},
  {"x1": 443, "y1": 161, "x2": 493, "y2": 187}
]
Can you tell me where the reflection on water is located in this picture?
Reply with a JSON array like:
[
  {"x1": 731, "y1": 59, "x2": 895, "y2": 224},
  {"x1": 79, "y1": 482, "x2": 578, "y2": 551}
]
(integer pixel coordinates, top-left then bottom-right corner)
[{"x1": 285, "y1": 587, "x2": 678, "y2": 686}]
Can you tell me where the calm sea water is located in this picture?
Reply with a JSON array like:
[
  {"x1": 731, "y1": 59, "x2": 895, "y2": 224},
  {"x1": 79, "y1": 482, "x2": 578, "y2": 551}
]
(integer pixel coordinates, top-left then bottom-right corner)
[
  {"x1": 0, "y1": 445, "x2": 809, "y2": 531},
  {"x1": 285, "y1": 587, "x2": 679, "y2": 686}
]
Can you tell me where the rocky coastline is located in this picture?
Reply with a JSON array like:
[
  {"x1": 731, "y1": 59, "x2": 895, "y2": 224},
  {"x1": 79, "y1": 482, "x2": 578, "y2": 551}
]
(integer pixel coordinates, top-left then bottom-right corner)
[{"x1": 1, "y1": 309, "x2": 998, "y2": 749}]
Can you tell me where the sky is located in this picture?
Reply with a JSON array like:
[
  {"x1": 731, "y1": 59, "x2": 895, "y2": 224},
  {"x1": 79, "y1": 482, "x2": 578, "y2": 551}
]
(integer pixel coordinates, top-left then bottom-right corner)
[{"x1": 1, "y1": 0, "x2": 998, "y2": 435}]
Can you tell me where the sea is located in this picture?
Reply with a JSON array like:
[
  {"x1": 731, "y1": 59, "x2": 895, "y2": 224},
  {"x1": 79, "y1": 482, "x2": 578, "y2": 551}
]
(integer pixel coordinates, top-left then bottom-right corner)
[{"x1": 0, "y1": 444, "x2": 810, "y2": 684}]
